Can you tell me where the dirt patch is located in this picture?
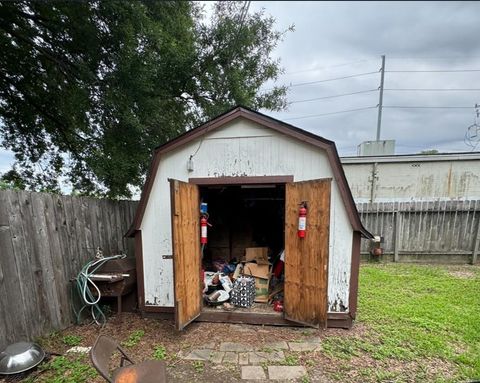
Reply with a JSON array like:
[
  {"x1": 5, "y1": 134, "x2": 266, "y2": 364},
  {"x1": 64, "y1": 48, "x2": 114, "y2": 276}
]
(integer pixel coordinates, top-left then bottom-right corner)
[
  {"x1": 448, "y1": 270, "x2": 476, "y2": 279},
  {"x1": 0, "y1": 314, "x2": 461, "y2": 382}
]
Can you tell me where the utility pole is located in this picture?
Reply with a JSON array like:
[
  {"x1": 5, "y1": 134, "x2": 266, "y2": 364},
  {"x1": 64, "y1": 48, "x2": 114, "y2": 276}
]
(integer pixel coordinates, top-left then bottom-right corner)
[
  {"x1": 376, "y1": 55, "x2": 386, "y2": 141},
  {"x1": 371, "y1": 55, "x2": 385, "y2": 203}
]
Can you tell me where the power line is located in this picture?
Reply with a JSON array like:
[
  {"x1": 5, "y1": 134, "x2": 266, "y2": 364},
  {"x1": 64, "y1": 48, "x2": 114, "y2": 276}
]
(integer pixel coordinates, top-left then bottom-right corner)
[
  {"x1": 285, "y1": 59, "x2": 374, "y2": 75},
  {"x1": 384, "y1": 105, "x2": 474, "y2": 109},
  {"x1": 386, "y1": 69, "x2": 480, "y2": 73},
  {"x1": 283, "y1": 106, "x2": 377, "y2": 121},
  {"x1": 386, "y1": 56, "x2": 480, "y2": 60},
  {"x1": 385, "y1": 88, "x2": 480, "y2": 91},
  {"x1": 288, "y1": 89, "x2": 378, "y2": 104},
  {"x1": 288, "y1": 71, "x2": 378, "y2": 87},
  {"x1": 261, "y1": 71, "x2": 378, "y2": 92}
]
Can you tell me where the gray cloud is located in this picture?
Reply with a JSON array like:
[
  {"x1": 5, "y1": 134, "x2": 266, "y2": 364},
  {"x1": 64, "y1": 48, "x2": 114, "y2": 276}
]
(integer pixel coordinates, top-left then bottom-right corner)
[{"x1": 254, "y1": 1, "x2": 480, "y2": 155}]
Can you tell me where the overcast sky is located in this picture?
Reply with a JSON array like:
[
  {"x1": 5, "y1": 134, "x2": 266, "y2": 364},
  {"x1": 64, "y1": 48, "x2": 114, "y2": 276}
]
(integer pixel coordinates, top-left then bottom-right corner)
[
  {"x1": 247, "y1": 1, "x2": 480, "y2": 155},
  {"x1": 1, "y1": 1, "x2": 480, "y2": 174}
]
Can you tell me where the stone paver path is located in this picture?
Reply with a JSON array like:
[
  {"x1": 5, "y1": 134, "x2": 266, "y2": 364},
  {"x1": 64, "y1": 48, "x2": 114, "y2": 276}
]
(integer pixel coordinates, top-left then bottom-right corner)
[
  {"x1": 241, "y1": 366, "x2": 267, "y2": 380},
  {"x1": 288, "y1": 342, "x2": 320, "y2": 352},
  {"x1": 180, "y1": 340, "x2": 321, "y2": 381},
  {"x1": 220, "y1": 342, "x2": 254, "y2": 352},
  {"x1": 267, "y1": 366, "x2": 307, "y2": 380}
]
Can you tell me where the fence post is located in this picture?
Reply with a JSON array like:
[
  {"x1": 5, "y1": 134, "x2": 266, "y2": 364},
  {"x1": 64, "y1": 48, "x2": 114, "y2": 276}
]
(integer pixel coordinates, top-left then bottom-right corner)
[
  {"x1": 394, "y1": 211, "x2": 401, "y2": 262},
  {"x1": 472, "y1": 218, "x2": 480, "y2": 265}
]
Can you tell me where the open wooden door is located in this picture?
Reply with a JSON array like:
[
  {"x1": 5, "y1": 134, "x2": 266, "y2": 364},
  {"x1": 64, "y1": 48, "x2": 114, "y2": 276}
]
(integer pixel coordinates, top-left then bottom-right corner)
[
  {"x1": 284, "y1": 179, "x2": 331, "y2": 328},
  {"x1": 170, "y1": 179, "x2": 201, "y2": 331}
]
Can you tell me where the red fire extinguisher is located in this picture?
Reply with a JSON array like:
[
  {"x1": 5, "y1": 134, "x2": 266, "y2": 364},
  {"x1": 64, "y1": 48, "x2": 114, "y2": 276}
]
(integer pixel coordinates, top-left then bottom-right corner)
[
  {"x1": 201, "y1": 216, "x2": 208, "y2": 244},
  {"x1": 298, "y1": 202, "x2": 307, "y2": 238}
]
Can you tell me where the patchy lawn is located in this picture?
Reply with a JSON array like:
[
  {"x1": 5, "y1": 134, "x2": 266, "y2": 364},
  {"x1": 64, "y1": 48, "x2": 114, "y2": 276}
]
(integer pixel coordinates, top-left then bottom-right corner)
[
  {"x1": 323, "y1": 263, "x2": 480, "y2": 382},
  {"x1": 1, "y1": 264, "x2": 478, "y2": 383}
]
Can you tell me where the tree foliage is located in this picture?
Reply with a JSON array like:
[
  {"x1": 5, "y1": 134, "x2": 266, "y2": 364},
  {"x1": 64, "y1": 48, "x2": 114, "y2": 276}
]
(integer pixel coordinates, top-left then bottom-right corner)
[{"x1": 0, "y1": 1, "x2": 291, "y2": 197}]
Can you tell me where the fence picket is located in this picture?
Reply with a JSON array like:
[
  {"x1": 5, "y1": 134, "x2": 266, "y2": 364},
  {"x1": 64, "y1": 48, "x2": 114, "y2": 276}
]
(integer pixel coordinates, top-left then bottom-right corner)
[{"x1": 0, "y1": 190, "x2": 137, "y2": 349}]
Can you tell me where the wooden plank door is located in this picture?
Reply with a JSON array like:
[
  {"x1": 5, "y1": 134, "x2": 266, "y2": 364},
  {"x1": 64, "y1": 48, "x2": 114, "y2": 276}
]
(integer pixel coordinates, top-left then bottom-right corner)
[
  {"x1": 284, "y1": 179, "x2": 331, "y2": 328},
  {"x1": 170, "y1": 179, "x2": 201, "y2": 331}
]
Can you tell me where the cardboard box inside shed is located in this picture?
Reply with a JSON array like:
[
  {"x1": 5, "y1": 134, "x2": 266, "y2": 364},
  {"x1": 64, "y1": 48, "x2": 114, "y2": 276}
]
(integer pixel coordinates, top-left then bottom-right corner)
[
  {"x1": 243, "y1": 261, "x2": 270, "y2": 303},
  {"x1": 253, "y1": 277, "x2": 269, "y2": 303},
  {"x1": 244, "y1": 247, "x2": 269, "y2": 263},
  {"x1": 243, "y1": 262, "x2": 269, "y2": 279}
]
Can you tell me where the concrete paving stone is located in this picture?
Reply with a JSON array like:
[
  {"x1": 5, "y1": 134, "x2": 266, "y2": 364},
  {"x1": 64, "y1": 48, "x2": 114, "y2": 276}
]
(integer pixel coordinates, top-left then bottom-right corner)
[
  {"x1": 183, "y1": 349, "x2": 211, "y2": 361},
  {"x1": 209, "y1": 351, "x2": 225, "y2": 364},
  {"x1": 268, "y1": 366, "x2": 307, "y2": 380},
  {"x1": 239, "y1": 352, "x2": 249, "y2": 365},
  {"x1": 248, "y1": 352, "x2": 268, "y2": 365},
  {"x1": 223, "y1": 352, "x2": 239, "y2": 364},
  {"x1": 248, "y1": 351, "x2": 284, "y2": 365},
  {"x1": 220, "y1": 342, "x2": 254, "y2": 352},
  {"x1": 241, "y1": 366, "x2": 267, "y2": 380},
  {"x1": 266, "y1": 351, "x2": 285, "y2": 363},
  {"x1": 304, "y1": 336, "x2": 322, "y2": 344},
  {"x1": 263, "y1": 341, "x2": 289, "y2": 350},
  {"x1": 199, "y1": 342, "x2": 216, "y2": 349},
  {"x1": 288, "y1": 342, "x2": 321, "y2": 352}
]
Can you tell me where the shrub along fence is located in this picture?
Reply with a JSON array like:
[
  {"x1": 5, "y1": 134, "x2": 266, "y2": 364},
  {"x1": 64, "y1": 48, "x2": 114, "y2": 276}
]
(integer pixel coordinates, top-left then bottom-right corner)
[
  {"x1": 0, "y1": 190, "x2": 137, "y2": 349},
  {"x1": 358, "y1": 200, "x2": 480, "y2": 264}
]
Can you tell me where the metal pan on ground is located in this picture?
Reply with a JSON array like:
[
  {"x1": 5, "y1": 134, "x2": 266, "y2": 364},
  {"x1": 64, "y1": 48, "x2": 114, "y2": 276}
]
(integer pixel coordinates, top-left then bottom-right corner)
[
  {"x1": 0, "y1": 342, "x2": 45, "y2": 375},
  {"x1": 205, "y1": 290, "x2": 230, "y2": 306}
]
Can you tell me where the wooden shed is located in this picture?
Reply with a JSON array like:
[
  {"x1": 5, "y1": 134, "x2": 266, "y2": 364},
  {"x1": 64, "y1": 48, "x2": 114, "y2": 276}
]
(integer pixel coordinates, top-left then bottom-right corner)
[{"x1": 127, "y1": 106, "x2": 372, "y2": 330}]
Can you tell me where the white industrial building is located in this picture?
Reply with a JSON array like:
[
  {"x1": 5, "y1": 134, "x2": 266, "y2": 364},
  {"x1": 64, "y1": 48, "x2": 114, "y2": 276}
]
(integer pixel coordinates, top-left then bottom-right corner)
[{"x1": 342, "y1": 152, "x2": 480, "y2": 203}]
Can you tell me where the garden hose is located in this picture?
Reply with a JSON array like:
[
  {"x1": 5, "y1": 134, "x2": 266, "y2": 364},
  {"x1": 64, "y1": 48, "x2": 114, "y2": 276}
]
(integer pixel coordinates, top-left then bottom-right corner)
[{"x1": 73, "y1": 253, "x2": 126, "y2": 326}]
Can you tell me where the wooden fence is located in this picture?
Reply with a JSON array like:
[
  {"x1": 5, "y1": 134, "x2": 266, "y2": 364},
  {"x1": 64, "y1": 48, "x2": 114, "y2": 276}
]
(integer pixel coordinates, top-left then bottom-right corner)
[
  {"x1": 357, "y1": 200, "x2": 480, "y2": 264},
  {"x1": 0, "y1": 190, "x2": 137, "y2": 349}
]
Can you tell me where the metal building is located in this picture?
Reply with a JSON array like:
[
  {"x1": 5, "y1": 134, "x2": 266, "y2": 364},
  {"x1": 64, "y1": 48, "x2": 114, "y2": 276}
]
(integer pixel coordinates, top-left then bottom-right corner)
[{"x1": 342, "y1": 152, "x2": 480, "y2": 202}]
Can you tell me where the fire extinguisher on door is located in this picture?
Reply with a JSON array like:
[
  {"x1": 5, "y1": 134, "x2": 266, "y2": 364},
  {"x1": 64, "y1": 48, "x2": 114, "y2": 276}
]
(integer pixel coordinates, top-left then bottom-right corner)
[
  {"x1": 298, "y1": 202, "x2": 307, "y2": 238},
  {"x1": 201, "y1": 215, "x2": 208, "y2": 244}
]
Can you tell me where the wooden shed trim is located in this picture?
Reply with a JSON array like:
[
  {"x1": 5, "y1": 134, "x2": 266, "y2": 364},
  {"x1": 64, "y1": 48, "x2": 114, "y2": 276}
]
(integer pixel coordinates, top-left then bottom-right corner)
[
  {"x1": 189, "y1": 175, "x2": 294, "y2": 185},
  {"x1": 126, "y1": 106, "x2": 372, "y2": 239}
]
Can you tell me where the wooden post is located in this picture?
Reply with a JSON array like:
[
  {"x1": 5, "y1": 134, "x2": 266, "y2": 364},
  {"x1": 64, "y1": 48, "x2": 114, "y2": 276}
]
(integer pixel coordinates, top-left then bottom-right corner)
[
  {"x1": 394, "y1": 211, "x2": 401, "y2": 262},
  {"x1": 472, "y1": 218, "x2": 480, "y2": 265}
]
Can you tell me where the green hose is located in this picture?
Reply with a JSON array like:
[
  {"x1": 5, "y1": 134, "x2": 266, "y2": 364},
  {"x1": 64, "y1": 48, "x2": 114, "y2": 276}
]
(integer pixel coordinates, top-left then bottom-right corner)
[{"x1": 73, "y1": 254, "x2": 126, "y2": 326}]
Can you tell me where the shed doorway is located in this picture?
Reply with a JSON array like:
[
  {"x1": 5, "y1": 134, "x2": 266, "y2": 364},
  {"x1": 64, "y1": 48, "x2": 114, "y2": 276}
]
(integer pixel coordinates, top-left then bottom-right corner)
[
  {"x1": 169, "y1": 178, "x2": 331, "y2": 331},
  {"x1": 199, "y1": 184, "x2": 285, "y2": 317}
]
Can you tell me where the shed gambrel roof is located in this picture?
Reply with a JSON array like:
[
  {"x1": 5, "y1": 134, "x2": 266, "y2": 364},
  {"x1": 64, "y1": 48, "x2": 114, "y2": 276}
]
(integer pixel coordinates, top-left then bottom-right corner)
[{"x1": 127, "y1": 106, "x2": 372, "y2": 238}]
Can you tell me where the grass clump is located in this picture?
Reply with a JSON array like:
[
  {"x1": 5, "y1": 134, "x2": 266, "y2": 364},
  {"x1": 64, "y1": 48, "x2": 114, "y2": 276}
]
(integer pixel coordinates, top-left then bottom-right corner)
[
  {"x1": 61, "y1": 335, "x2": 82, "y2": 347},
  {"x1": 192, "y1": 360, "x2": 204, "y2": 373},
  {"x1": 36, "y1": 355, "x2": 96, "y2": 383},
  {"x1": 152, "y1": 344, "x2": 167, "y2": 360},
  {"x1": 283, "y1": 354, "x2": 299, "y2": 366},
  {"x1": 122, "y1": 329, "x2": 145, "y2": 348}
]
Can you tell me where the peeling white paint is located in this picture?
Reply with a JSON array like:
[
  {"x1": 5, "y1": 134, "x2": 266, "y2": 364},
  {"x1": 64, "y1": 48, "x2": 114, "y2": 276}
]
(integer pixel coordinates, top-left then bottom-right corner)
[{"x1": 140, "y1": 118, "x2": 353, "y2": 311}]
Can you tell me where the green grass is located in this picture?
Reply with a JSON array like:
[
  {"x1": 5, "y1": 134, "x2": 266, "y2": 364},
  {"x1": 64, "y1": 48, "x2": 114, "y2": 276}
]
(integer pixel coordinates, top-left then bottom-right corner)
[
  {"x1": 122, "y1": 329, "x2": 145, "y2": 348},
  {"x1": 34, "y1": 355, "x2": 97, "y2": 383},
  {"x1": 283, "y1": 354, "x2": 299, "y2": 366},
  {"x1": 357, "y1": 264, "x2": 480, "y2": 380},
  {"x1": 61, "y1": 335, "x2": 82, "y2": 347},
  {"x1": 152, "y1": 344, "x2": 167, "y2": 360},
  {"x1": 192, "y1": 360, "x2": 204, "y2": 373}
]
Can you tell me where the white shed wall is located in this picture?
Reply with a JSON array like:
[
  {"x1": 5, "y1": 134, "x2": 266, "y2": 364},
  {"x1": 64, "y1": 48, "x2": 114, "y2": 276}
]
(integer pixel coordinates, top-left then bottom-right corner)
[{"x1": 140, "y1": 118, "x2": 353, "y2": 312}]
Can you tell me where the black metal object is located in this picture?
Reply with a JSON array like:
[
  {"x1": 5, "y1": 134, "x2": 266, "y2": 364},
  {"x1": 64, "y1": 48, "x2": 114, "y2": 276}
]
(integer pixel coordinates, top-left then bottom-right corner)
[{"x1": 90, "y1": 257, "x2": 136, "y2": 314}]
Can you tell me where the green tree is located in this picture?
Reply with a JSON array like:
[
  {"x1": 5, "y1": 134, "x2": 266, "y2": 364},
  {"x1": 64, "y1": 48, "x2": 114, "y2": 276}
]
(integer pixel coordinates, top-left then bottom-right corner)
[{"x1": 0, "y1": 1, "x2": 290, "y2": 197}]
